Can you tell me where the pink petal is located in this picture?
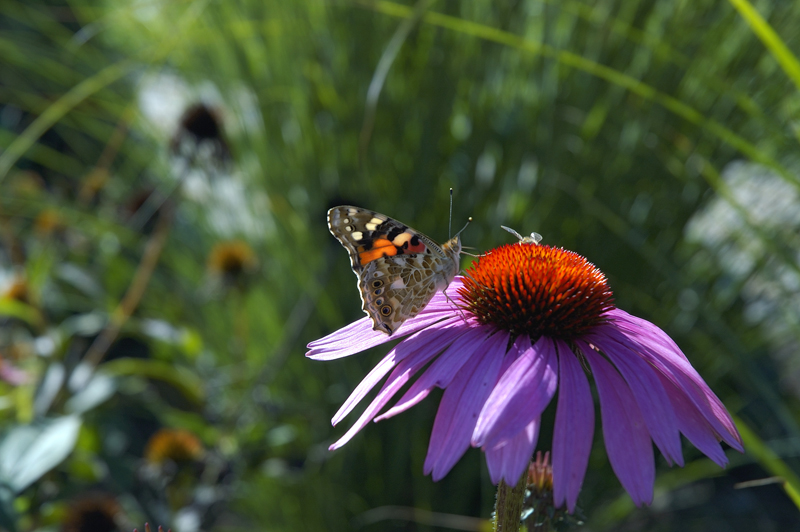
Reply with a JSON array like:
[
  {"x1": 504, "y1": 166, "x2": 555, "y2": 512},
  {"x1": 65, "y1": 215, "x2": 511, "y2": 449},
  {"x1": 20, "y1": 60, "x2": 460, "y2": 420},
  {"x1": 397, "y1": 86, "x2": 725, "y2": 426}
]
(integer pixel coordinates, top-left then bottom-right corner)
[
  {"x1": 424, "y1": 276, "x2": 467, "y2": 309},
  {"x1": 0, "y1": 363, "x2": 28, "y2": 385},
  {"x1": 307, "y1": 278, "x2": 468, "y2": 360},
  {"x1": 423, "y1": 331, "x2": 510, "y2": 480},
  {"x1": 598, "y1": 314, "x2": 742, "y2": 452},
  {"x1": 582, "y1": 346, "x2": 654, "y2": 506},
  {"x1": 552, "y1": 340, "x2": 594, "y2": 513},
  {"x1": 606, "y1": 308, "x2": 688, "y2": 361},
  {"x1": 328, "y1": 324, "x2": 465, "y2": 449},
  {"x1": 376, "y1": 325, "x2": 500, "y2": 421},
  {"x1": 657, "y1": 372, "x2": 729, "y2": 466},
  {"x1": 306, "y1": 313, "x2": 460, "y2": 361},
  {"x1": 484, "y1": 420, "x2": 539, "y2": 485},
  {"x1": 331, "y1": 349, "x2": 399, "y2": 426},
  {"x1": 473, "y1": 336, "x2": 558, "y2": 448},
  {"x1": 331, "y1": 320, "x2": 465, "y2": 425},
  {"x1": 588, "y1": 332, "x2": 683, "y2": 466}
]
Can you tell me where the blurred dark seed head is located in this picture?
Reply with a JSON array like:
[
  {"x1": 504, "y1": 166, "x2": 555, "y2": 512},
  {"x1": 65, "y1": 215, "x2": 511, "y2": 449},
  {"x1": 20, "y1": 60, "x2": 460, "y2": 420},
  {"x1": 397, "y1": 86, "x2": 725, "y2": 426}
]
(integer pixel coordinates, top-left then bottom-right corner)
[
  {"x1": 170, "y1": 103, "x2": 230, "y2": 163},
  {"x1": 122, "y1": 188, "x2": 170, "y2": 235},
  {"x1": 61, "y1": 493, "x2": 122, "y2": 532}
]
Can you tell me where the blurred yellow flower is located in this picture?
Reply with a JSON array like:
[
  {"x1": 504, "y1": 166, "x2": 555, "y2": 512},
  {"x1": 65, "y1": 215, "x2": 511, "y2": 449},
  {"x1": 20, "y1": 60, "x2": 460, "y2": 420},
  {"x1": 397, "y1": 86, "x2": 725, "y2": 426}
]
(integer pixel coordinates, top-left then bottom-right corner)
[
  {"x1": 207, "y1": 240, "x2": 257, "y2": 284},
  {"x1": 2, "y1": 275, "x2": 29, "y2": 304},
  {"x1": 144, "y1": 428, "x2": 204, "y2": 465},
  {"x1": 34, "y1": 209, "x2": 64, "y2": 236}
]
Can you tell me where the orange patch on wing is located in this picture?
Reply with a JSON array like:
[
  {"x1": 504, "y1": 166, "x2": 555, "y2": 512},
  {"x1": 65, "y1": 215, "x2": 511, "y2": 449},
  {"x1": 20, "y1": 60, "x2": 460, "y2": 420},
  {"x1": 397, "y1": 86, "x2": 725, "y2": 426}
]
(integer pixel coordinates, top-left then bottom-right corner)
[{"x1": 359, "y1": 238, "x2": 397, "y2": 265}]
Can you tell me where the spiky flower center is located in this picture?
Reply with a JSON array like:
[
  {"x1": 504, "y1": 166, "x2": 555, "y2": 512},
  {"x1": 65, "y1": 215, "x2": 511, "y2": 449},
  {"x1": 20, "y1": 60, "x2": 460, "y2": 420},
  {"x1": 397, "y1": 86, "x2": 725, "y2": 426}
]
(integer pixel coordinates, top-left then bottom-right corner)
[{"x1": 459, "y1": 243, "x2": 614, "y2": 339}]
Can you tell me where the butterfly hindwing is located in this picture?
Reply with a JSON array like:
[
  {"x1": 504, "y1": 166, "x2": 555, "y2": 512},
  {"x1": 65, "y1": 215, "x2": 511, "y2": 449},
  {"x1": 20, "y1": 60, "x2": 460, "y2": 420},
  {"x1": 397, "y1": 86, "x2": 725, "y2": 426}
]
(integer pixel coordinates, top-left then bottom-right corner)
[{"x1": 328, "y1": 206, "x2": 462, "y2": 335}]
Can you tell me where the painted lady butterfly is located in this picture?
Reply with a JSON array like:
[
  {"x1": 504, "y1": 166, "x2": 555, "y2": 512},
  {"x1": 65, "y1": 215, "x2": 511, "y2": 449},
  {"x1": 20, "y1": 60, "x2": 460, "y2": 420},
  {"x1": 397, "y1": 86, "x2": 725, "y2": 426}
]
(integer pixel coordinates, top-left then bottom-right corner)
[
  {"x1": 501, "y1": 225, "x2": 543, "y2": 245},
  {"x1": 328, "y1": 206, "x2": 462, "y2": 335}
]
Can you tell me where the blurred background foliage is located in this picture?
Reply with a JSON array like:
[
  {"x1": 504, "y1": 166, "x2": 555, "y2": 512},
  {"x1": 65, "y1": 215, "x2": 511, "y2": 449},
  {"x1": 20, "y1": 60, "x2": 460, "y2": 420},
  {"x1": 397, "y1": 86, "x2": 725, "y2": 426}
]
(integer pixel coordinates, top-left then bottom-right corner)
[{"x1": 1, "y1": 0, "x2": 800, "y2": 530}]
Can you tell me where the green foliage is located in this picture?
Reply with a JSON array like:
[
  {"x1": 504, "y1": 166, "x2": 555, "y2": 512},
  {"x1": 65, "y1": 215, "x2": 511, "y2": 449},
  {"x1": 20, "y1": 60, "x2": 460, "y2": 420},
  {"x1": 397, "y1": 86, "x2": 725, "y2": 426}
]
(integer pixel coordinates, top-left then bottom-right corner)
[{"x1": 1, "y1": 0, "x2": 800, "y2": 530}]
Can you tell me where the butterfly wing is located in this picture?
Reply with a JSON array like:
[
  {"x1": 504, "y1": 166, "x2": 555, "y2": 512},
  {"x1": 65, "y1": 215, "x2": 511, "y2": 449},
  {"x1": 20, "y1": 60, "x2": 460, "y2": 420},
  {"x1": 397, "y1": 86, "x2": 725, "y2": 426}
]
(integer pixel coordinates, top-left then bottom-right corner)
[{"x1": 328, "y1": 206, "x2": 461, "y2": 335}]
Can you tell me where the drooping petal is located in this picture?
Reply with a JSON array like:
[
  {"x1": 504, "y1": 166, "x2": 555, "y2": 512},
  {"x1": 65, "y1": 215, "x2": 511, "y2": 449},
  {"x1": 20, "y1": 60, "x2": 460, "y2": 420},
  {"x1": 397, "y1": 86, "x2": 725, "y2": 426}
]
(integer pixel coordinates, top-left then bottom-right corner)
[
  {"x1": 599, "y1": 312, "x2": 742, "y2": 452},
  {"x1": 607, "y1": 309, "x2": 741, "y2": 449},
  {"x1": 376, "y1": 325, "x2": 499, "y2": 421},
  {"x1": 552, "y1": 340, "x2": 594, "y2": 513},
  {"x1": 582, "y1": 346, "x2": 655, "y2": 506},
  {"x1": 424, "y1": 331, "x2": 510, "y2": 480},
  {"x1": 657, "y1": 371, "x2": 730, "y2": 466},
  {"x1": 328, "y1": 324, "x2": 466, "y2": 449},
  {"x1": 473, "y1": 336, "x2": 558, "y2": 448},
  {"x1": 588, "y1": 332, "x2": 683, "y2": 466},
  {"x1": 484, "y1": 420, "x2": 539, "y2": 485}
]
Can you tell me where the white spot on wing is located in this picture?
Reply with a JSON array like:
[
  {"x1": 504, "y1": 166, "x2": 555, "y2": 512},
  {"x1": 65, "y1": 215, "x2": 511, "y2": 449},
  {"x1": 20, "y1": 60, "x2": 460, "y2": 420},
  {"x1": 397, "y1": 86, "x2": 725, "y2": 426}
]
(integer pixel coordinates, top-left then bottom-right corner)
[
  {"x1": 352, "y1": 231, "x2": 363, "y2": 240},
  {"x1": 391, "y1": 278, "x2": 406, "y2": 289}
]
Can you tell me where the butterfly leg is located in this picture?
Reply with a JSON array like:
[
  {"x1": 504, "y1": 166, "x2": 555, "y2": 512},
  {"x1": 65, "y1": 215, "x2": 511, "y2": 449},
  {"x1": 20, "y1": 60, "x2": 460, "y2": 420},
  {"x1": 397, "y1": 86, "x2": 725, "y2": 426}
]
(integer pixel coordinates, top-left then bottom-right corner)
[{"x1": 442, "y1": 286, "x2": 470, "y2": 325}]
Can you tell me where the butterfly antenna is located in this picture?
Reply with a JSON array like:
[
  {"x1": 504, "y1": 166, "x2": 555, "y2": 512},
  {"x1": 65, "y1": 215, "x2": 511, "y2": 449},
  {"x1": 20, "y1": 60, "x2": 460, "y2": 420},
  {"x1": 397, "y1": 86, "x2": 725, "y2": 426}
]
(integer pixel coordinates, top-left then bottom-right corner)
[
  {"x1": 455, "y1": 216, "x2": 472, "y2": 238},
  {"x1": 448, "y1": 188, "x2": 454, "y2": 238}
]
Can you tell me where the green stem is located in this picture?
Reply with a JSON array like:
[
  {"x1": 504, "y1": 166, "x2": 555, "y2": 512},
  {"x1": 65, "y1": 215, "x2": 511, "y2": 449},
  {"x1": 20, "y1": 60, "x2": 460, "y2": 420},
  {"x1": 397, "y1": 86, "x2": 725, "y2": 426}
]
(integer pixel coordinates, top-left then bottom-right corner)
[{"x1": 494, "y1": 474, "x2": 527, "y2": 532}]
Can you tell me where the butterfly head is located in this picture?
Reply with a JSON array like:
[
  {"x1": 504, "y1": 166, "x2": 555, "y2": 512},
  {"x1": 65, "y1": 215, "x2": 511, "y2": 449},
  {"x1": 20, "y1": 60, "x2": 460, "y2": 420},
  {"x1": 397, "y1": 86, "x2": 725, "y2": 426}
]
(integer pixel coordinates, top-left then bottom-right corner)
[
  {"x1": 440, "y1": 215, "x2": 470, "y2": 270},
  {"x1": 442, "y1": 234, "x2": 463, "y2": 259}
]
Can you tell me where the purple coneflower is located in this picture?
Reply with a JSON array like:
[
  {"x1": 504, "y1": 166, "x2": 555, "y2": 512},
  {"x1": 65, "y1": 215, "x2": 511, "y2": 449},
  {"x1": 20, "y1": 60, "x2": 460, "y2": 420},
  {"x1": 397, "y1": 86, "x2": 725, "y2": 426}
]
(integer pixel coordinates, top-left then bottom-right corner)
[{"x1": 307, "y1": 242, "x2": 743, "y2": 510}]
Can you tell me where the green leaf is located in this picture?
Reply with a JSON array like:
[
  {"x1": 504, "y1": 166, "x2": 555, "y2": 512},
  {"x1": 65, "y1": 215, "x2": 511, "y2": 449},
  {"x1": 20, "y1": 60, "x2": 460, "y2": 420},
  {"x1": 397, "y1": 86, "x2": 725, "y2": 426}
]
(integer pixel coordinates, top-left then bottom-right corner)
[
  {"x1": 0, "y1": 299, "x2": 43, "y2": 328},
  {"x1": 736, "y1": 416, "x2": 800, "y2": 511},
  {"x1": 727, "y1": 0, "x2": 800, "y2": 92},
  {"x1": 64, "y1": 372, "x2": 117, "y2": 415},
  {"x1": 0, "y1": 416, "x2": 81, "y2": 493}
]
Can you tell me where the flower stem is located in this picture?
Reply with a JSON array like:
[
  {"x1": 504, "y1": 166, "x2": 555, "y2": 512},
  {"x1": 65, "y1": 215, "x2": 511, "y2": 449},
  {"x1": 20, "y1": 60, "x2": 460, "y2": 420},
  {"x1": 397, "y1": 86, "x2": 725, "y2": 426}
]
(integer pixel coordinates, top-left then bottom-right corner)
[{"x1": 494, "y1": 473, "x2": 527, "y2": 532}]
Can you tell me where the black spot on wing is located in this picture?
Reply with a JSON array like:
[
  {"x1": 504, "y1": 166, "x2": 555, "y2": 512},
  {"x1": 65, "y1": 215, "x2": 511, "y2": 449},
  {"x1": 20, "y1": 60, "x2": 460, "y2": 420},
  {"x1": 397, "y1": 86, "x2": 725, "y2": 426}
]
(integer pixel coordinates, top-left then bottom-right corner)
[{"x1": 386, "y1": 226, "x2": 407, "y2": 241}]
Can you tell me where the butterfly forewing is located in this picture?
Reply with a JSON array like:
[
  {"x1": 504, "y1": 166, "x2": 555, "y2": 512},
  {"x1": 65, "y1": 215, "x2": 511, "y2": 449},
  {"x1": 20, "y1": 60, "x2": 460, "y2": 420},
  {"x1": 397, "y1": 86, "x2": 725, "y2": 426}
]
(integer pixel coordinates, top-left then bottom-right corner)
[{"x1": 328, "y1": 206, "x2": 461, "y2": 335}]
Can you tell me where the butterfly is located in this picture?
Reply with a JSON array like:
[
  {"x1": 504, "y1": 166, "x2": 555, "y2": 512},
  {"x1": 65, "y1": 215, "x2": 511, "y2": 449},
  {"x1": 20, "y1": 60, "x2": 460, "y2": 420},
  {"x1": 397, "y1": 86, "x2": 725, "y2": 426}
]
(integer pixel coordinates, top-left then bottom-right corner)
[
  {"x1": 328, "y1": 206, "x2": 462, "y2": 335},
  {"x1": 501, "y1": 225, "x2": 543, "y2": 245}
]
